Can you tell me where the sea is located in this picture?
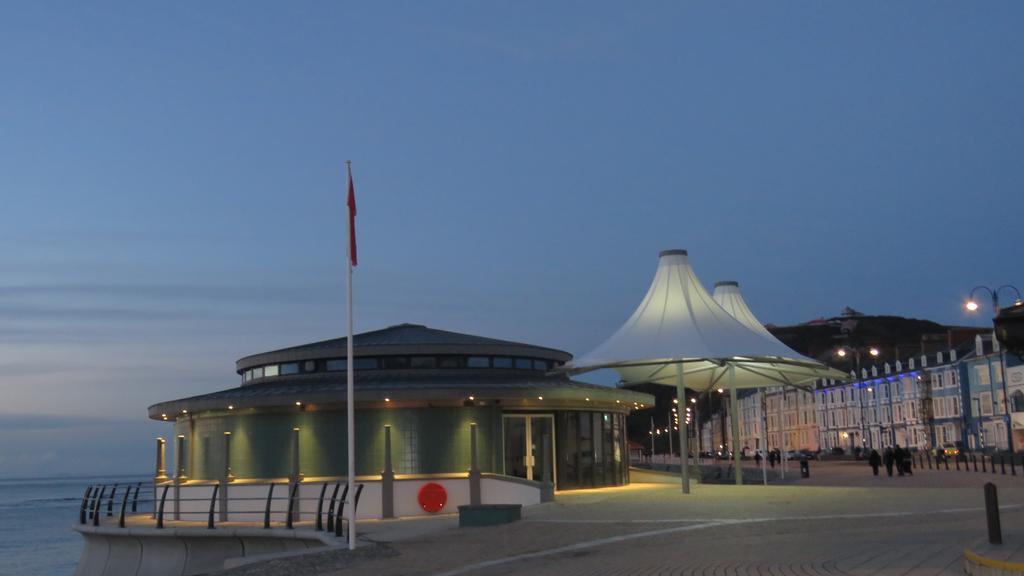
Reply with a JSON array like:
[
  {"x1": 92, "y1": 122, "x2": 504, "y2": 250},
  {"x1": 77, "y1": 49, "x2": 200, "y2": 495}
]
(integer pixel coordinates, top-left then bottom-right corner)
[{"x1": 0, "y1": 474, "x2": 150, "y2": 576}]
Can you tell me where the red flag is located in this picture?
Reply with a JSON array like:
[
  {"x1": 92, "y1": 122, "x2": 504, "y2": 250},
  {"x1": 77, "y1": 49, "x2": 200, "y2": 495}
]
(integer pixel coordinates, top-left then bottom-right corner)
[{"x1": 347, "y1": 166, "x2": 358, "y2": 267}]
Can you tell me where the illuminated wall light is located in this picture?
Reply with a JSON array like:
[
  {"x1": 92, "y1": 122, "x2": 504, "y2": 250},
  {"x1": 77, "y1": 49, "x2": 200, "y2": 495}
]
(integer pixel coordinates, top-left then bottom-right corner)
[
  {"x1": 537, "y1": 396, "x2": 544, "y2": 400},
  {"x1": 585, "y1": 397, "x2": 590, "y2": 402},
  {"x1": 673, "y1": 399, "x2": 679, "y2": 404},
  {"x1": 468, "y1": 396, "x2": 475, "y2": 401},
  {"x1": 717, "y1": 388, "x2": 724, "y2": 394},
  {"x1": 228, "y1": 405, "x2": 234, "y2": 410},
  {"x1": 690, "y1": 398, "x2": 697, "y2": 404},
  {"x1": 182, "y1": 409, "x2": 188, "y2": 414},
  {"x1": 384, "y1": 398, "x2": 391, "y2": 402},
  {"x1": 295, "y1": 401, "x2": 302, "y2": 406}
]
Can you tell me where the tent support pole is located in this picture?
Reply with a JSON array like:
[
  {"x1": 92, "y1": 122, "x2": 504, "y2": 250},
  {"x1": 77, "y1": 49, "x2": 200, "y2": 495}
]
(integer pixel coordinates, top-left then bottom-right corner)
[
  {"x1": 729, "y1": 364, "x2": 742, "y2": 486},
  {"x1": 761, "y1": 389, "x2": 768, "y2": 486},
  {"x1": 779, "y1": 386, "x2": 786, "y2": 480},
  {"x1": 675, "y1": 362, "x2": 689, "y2": 494}
]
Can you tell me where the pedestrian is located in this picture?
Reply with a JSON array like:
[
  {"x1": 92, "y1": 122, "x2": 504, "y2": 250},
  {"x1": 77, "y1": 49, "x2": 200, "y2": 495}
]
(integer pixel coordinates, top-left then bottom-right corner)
[
  {"x1": 883, "y1": 447, "x2": 894, "y2": 477},
  {"x1": 755, "y1": 451, "x2": 763, "y2": 466},
  {"x1": 869, "y1": 449, "x2": 881, "y2": 476},
  {"x1": 894, "y1": 445, "x2": 905, "y2": 477}
]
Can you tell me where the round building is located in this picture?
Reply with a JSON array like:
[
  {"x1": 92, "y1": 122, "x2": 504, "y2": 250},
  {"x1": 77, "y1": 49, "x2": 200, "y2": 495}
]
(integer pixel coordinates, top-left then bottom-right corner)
[{"x1": 149, "y1": 323, "x2": 652, "y2": 491}]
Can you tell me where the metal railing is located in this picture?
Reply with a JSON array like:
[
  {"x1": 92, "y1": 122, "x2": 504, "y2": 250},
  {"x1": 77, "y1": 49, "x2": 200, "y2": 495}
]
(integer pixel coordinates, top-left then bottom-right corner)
[
  {"x1": 893, "y1": 451, "x2": 1021, "y2": 476},
  {"x1": 79, "y1": 480, "x2": 364, "y2": 536}
]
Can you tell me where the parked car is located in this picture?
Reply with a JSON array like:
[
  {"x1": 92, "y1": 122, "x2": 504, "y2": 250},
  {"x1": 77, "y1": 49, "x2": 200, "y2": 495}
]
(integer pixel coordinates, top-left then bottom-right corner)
[{"x1": 935, "y1": 443, "x2": 960, "y2": 457}]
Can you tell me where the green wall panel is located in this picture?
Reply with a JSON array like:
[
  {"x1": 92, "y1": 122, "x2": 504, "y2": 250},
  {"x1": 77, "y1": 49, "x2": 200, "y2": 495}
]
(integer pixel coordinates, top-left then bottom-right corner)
[{"x1": 175, "y1": 406, "x2": 502, "y2": 481}]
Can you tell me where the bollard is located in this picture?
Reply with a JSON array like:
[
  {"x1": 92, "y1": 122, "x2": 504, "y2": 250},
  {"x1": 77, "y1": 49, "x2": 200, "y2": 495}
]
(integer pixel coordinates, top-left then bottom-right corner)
[
  {"x1": 974, "y1": 454, "x2": 979, "y2": 472},
  {"x1": 945, "y1": 455, "x2": 949, "y2": 471},
  {"x1": 985, "y1": 482, "x2": 1002, "y2": 545},
  {"x1": 956, "y1": 455, "x2": 961, "y2": 471},
  {"x1": 983, "y1": 455, "x2": 988, "y2": 473},
  {"x1": 927, "y1": 453, "x2": 932, "y2": 470},
  {"x1": 992, "y1": 455, "x2": 998, "y2": 475},
  {"x1": 1002, "y1": 456, "x2": 1007, "y2": 475},
  {"x1": 1012, "y1": 456, "x2": 1017, "y2": 476}
]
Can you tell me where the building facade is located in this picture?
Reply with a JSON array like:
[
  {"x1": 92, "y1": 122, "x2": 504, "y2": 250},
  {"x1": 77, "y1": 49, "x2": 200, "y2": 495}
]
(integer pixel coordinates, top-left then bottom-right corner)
[{"x1": 728, "y1": 337, "x2": 1024, "y2": 455}]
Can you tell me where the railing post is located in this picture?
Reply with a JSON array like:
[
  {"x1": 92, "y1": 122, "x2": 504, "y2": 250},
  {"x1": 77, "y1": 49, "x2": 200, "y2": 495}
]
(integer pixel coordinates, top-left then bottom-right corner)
[
  {"x1": 156, "y1": 485, "x2": 170, "y2": 529},
  {"x1": 1002, "y1": 455, "x2": 1007, "y2": 475},
  {"x1": 131, "y1": 482, "x2": 142, "y2": 513},
  {"x1": 353, "y1": 483, "x2": 364, "y2": 535},
  {"x1": 80, "y1": 486, "x2": 93, "y2": 525},
  {"x1": 263, "y1": 483, "x2": 276, "y2": 529},
  {"x1": 335, "y1": 484, "x2": 350, "y2": 537},
  {"x1": 469, "y1": 423, "x2": 481, "y2": 506},
  {"x1": 92, "y1": 486, "x2": 106, "y2": 527},
  {"x1": 107, "y1": 484, "x2": 118, "y2": 517},
  {"x1": 326, "y1": 483, "x2": 340, "y2": 533},
  {"x1": 1013, "y1": 455, "x2": 1017, "y2": 476},
  {"x1": 382, "y1": 425, "x2": 395, "y2": 518},
  {"x1": 315, "y1": 483, "x2": 328, "y2": 532},
  {"x1": 944, "y1": 455, "x2": 949, "y2": 470},
  {"x1": 207, "y1": 484, "x2": 220, "y2": 529},
  {"x1": 286, "y1": 483, "x2": 300, "y2": 529},
  {"x1": 118, "y1": 485, "x2": 131, "y2": 528},
  {"x1": 985, "y1": 482, "x2": 1002, "y2": 545},
  {"x1": 973, "y1": 454, "x2": 978, "y2": 472}
]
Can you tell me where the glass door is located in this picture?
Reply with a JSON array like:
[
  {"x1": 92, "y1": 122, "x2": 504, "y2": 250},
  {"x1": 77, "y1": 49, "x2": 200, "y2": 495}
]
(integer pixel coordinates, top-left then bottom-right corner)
[{"x1": 503, "y1": 415, "x2": 556, "y2": 487}]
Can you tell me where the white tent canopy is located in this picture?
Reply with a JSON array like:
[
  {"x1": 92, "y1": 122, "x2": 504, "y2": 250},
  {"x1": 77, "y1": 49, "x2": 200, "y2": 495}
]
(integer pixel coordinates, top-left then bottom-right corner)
[
  {"x1": 565, "y1": 250, "x2": 845, "y2": 392},
  {"x1": 563, "y1": 249, "x2": 846, "y2": 492}
]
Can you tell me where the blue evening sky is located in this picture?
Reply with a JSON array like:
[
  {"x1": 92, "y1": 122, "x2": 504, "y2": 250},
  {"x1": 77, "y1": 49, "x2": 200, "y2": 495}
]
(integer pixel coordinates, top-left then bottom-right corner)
[{"x1": 1, "y1": 2, "x2": 1022, "y2": 476}]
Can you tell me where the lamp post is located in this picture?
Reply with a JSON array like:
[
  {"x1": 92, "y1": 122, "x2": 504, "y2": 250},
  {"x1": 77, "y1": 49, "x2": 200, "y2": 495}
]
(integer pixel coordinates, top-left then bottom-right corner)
[
  {"x1": 965, "y1": 285, "x2": 1022, "y2": 453},
  {"x1": 836, "y1": 345, "x2": 879, "y2": 450}
]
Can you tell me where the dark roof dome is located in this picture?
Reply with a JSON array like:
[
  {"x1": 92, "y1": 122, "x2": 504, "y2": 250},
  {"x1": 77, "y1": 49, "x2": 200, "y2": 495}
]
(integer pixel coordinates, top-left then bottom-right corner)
[{"x1": 236, "y1": 323, "x2": 573, "y2": 373}]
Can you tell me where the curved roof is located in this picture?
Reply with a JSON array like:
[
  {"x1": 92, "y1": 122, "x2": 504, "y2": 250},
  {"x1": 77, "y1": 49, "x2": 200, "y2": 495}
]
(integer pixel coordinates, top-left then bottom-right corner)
[
  {"x1": 568, "y1": 250, "x2": 806, "y2": 368},
  {"x1": 237, "y1": 323, "x2": 572, "y2": 373},
  {"x1": 564, "y1": 250, "x2": 848, "y2": 391},
  {"x1": 712, "y1": 281, "x2": 778, "y2": 341},
  {"x1": 148, "y1": 370, "x2": 652, "y2": 419}
]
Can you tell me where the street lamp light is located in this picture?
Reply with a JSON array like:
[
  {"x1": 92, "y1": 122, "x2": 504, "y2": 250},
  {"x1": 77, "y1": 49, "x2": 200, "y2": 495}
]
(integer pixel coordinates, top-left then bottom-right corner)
[
  {"x1": 834, "y1": 345, "x2": 882, "y2": 450},
  {"x1": 966, "y1": 285, "x2": 1023, "y2": 316}
]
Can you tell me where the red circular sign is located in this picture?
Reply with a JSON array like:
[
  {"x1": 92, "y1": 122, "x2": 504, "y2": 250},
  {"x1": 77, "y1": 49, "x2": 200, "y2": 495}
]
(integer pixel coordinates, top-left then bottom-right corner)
[{"x1": 417, "y1": 482, "x2": 448, "y2": 513}]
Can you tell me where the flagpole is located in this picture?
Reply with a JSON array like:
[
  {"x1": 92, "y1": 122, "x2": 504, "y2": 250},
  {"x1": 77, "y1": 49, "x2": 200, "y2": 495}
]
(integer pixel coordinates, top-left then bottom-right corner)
[{"x1": 345, "y1": 160, "x2": 356, "y2": 551}]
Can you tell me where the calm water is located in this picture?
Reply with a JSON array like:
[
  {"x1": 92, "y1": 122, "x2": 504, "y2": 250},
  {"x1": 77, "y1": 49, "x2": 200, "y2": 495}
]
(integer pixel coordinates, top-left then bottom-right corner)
[{"x1": 0, "y1": 475, "x2": 150, "y2": 576}]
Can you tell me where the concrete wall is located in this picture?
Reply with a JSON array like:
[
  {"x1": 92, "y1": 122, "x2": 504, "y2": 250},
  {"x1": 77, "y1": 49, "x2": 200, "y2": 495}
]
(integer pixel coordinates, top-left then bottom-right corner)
[{"x1": 74, "y1": 525, "x2": 332, "y2": 576}]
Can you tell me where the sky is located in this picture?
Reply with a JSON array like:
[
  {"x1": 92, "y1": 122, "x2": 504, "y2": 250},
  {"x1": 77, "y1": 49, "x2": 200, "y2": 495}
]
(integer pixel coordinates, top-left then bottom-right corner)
[{"x1": 1, "y1": 2, "x2": 1022, "y2": 477}]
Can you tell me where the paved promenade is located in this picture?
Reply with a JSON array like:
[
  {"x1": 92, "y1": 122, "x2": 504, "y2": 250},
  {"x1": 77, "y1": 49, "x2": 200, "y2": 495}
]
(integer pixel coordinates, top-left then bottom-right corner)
[{"x1": 218, "y1": 461, "x2": 1024, "y2": 576}]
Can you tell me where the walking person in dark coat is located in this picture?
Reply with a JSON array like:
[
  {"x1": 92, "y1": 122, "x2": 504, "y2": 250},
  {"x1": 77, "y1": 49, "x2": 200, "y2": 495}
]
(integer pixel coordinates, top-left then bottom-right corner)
[
  {"x1": 894, "y1": 445, "x2": 906, "y2": 476},
  {"x1": 869, "y1": 449, "x2": 882, "y2": 476},
  {"x1": 883, "y1": 447, "x2": 894, "y2": 477}
]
